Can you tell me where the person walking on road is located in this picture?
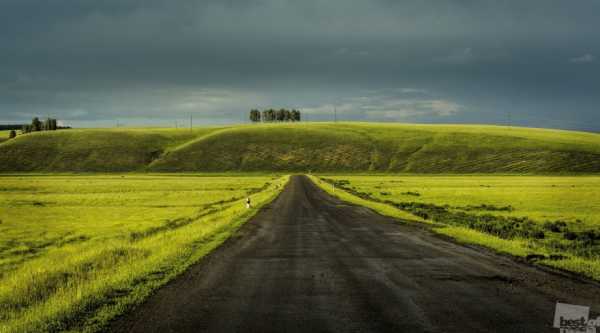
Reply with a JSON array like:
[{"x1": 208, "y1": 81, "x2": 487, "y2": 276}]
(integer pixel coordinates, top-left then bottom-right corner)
[{"x1": 246, "y1": 197, "x2": 251, "y2": 209}]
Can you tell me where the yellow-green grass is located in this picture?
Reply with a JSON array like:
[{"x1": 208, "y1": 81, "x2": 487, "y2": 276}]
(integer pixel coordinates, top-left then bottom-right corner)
[
  {"x1": 0, "y1": 127, "x2": 224, "y2": 172},
  {"x1": 436, "y1": 227, "x2": 600, "y2": 279},
  {"x1": 310, "y1": 175, "x2": 600, "y2": 281},
  {"x1": 435, "y1": 227, "x2": 536, "y2": 257},
  {"x1": 307, "y1": 175, "x2": 428, "y2": 223},
  {"x1": 2, "y1": 123, "x2": 600, "y2": 173},
  {"x1": 322, "y1": 175, "x2": 600, "y2": 229},
  {"x1": 0, "y1": 174, "x2": 288, "y2": 333},
  {"x1": 0, "y1": 130, "x2": 13, "y2": 144}
]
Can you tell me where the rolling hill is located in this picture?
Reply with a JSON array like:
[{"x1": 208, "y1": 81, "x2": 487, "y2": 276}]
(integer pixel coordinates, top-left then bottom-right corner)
[{"x1": 1, "y1": 123, "x2": 599, "y2": 173}]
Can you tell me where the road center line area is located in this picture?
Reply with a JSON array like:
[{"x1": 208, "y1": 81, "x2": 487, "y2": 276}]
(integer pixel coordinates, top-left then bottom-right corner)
[{"x1": 111, "y1": 175, "x2": 600, "y2": 333}]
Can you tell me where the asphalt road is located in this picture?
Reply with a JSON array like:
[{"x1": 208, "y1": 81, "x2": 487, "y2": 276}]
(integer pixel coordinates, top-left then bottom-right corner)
[{"x1": 112, "y1": 175, "x2": 600, "y2": 332}]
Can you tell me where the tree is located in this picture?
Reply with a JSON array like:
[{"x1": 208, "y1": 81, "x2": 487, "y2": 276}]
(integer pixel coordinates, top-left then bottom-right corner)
[
  {"x1": 249, "y1": 109, "x2": 261, "y2": 122},
  {"x1": 22, "y1": 124, "x2": 31, "y2": 134},
  {"x1": 9, "y1": 130, "x2": 16, "y2": 139},
  {"x1": 267, "y1": 109, "x2": 275, "y2": 122},
  {"x1": 253, "y1": 108, "x2": 301, "y2": 122},
  {"x1": 43, "y1": 118, "x2": 51, "y2": 131},
  {"x1": 50, "y1": 118, "x2": 58, "y2": 130},
  {"x1": 31, "y1": 117, "x2": 42, "y2": 131},
  {"x1": 276, "y1": 109, "x2": 285, "y2": 121},
  {"x1": 291, "y1": 109, "x2": 301, "y2": 122}
]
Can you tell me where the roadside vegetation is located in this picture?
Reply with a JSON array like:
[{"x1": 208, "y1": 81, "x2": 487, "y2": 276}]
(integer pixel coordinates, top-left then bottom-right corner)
[
  {"x1": 0, "y1": 174, "x2": 288, "y2": 333},
  {"x1": 309, "y1": 175, "x2": 600, "y2": 281},
  {"x1": 1, "y1": 123, "x2": 600, "y2": 173}
]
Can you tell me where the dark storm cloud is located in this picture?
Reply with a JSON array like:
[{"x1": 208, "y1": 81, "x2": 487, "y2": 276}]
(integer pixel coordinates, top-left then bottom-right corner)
[{"x1": 1, "y1": 0, "x2": 599, "y2": 130}]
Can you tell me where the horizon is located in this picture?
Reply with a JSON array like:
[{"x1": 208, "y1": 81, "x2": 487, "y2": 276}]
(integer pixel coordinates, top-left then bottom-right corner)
[{"x1": 5, "y1": 120, "x2": 600, "y2": 135}]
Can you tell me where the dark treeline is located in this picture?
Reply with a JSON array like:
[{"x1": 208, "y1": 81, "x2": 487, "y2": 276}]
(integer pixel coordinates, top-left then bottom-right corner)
[
  {"x1": 249, "y1": 109, "x2": 301, "y2": 122},
  {"x1": 22, "y1": 117, "x2": 57, "y2": 133},
  {"x1": 0, "y1": 125, "x2": 25, "y2": 131},
  {"x1": 3, "y1": 117, "x2": 71, "y2": 140},
  {"x1": 21, "y1": 117, "x2": 69, "y2": 134}
]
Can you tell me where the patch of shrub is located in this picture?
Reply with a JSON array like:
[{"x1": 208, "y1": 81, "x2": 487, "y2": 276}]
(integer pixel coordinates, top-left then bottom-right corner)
[
  {"x1": 543, "y1": 220, "x2": 568, "y2": 233},
  {"x1": 548, "y1": 254, "x2": 567, "y2": 260},
  {"x1": 462, "y1": 204, "x2": 513, "y2": 212},
  {"x1": 401, "y1": 191, "x2": 421, "y2": 197},
  {"x1": 575, "y1": 230, "x2": 600, "y2": 246},
  {"x1": 564, "y1": 231, "x2": 578, "y2": 241},
  {"x1": 526, "y1": 254, "x2": 546, "y2": 261}
]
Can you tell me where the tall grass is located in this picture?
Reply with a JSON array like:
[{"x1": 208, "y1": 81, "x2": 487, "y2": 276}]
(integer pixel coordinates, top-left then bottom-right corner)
[
  {"x1": 309, "y1": 175, "x2": 600, "y2": 281},
  {"x1": 0, "y1": 175, "x2": 288, "y2": 333}
]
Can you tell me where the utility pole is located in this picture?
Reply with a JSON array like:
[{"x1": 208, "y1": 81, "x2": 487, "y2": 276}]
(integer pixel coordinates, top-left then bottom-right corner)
[{"x1": 334, "y1": 105, "x2": 337, "y2": 123}]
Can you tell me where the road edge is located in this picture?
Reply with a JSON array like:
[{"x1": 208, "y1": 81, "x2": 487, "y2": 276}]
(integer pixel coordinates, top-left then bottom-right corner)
[
  {"x1": 87, "y1": 175, "x2": 291, "y2": 333},
  {"x1": 306, "y1": 174, "x2": 600, "y2": 287}
]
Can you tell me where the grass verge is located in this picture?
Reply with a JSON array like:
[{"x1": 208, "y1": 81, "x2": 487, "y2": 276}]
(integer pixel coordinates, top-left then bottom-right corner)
[
  {"x1": 307, "y1": 175, "x2": 429, "y2": 224},
  {"x1": 308, "y1": 175, "x2": 600, "y2": 281},
  {"x1": 0, "y1": 175, "x2": 289, "y2": 333}
]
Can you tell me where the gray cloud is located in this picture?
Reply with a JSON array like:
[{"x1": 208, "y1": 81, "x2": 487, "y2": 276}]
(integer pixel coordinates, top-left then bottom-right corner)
[
  {"x1": 303, "y1": 89, "x2": 461, "y2": 121},
  {"x1": 1, "y1": 0, "x2": 599, "y2": 131},
  {"x1": 434, "y1": 48, "x2": 475, "y2": 65},
  {"x1": 570, "y1": 54, "x2": 596, "y2": 64}
]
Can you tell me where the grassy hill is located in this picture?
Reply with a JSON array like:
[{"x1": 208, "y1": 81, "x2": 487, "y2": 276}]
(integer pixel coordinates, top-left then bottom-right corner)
[
  {"x1": 1, "y1": 123, "x2": 600, "y2": 173},
  {"x1": 0, "y1": 128, "x2": 221, "y2": 172}
]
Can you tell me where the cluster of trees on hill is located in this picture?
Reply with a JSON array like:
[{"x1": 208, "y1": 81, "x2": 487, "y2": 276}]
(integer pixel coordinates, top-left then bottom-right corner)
[
  {"x1": 3, "y1": 118, "x2": 71, "y2": 140},
  {"x1": 22, "y1": 117, "x2": 58, "y2": 133},
  {"x1": 21, "y1": 118, "x2": 70, "y2": 133},
  {"x1": 249, "y1": 109, "x2": 301, "y2": 122}
]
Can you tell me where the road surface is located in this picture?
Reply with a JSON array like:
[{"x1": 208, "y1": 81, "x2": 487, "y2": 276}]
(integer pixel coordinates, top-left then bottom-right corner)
[{"x1": 112, "y1": 175, "x2": 600, "y2": 332}]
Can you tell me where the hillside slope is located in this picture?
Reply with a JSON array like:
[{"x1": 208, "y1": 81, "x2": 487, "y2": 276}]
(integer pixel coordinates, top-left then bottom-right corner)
[
  {"x1": 0, "y1": 128, "x2": 221, "y2": 172},
  {"x1": 1, "y1": 123, "x2": 600, "y2": 173}
]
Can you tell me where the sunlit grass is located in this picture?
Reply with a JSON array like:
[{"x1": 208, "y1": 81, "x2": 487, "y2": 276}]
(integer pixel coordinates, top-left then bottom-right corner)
[
  {"x1": 435, "y1": 226, "x2": 538, "y2": 257},
  {"x1": 310, "y1": 175, "x2": 600, "y2": 281},
  {"x1": 307, "y1": 175, "x2": 427, "y2": 223},
  {"x1": 322, "y1": 175, "x2": 600, "y2": 229},
  {"x1": 0, "y1": 174, "x2": 288, "y2": 333},
  {"x1": 3, "y1": 123, "x2": 600, "y2": 173}
]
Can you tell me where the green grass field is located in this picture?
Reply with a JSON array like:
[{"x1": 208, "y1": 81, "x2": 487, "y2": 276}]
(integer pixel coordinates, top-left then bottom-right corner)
[
  {"x1": 1, "y1": 123, "x2": 600, "y2": 173},
  {"x1": 310, "y1": 175, "x2": 600, "y2": 281},
  {"x1": 0, "y1": 130, "x2": 13, "y2": 144},
  {"x1": 0, "y1": 174, "x2": 288, "y2": 333}
]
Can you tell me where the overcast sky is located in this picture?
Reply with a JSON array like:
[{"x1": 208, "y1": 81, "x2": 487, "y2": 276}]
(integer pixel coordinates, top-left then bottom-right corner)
[{"x1": 1, "y1": 0, "x2": 599, "y2": 131}]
